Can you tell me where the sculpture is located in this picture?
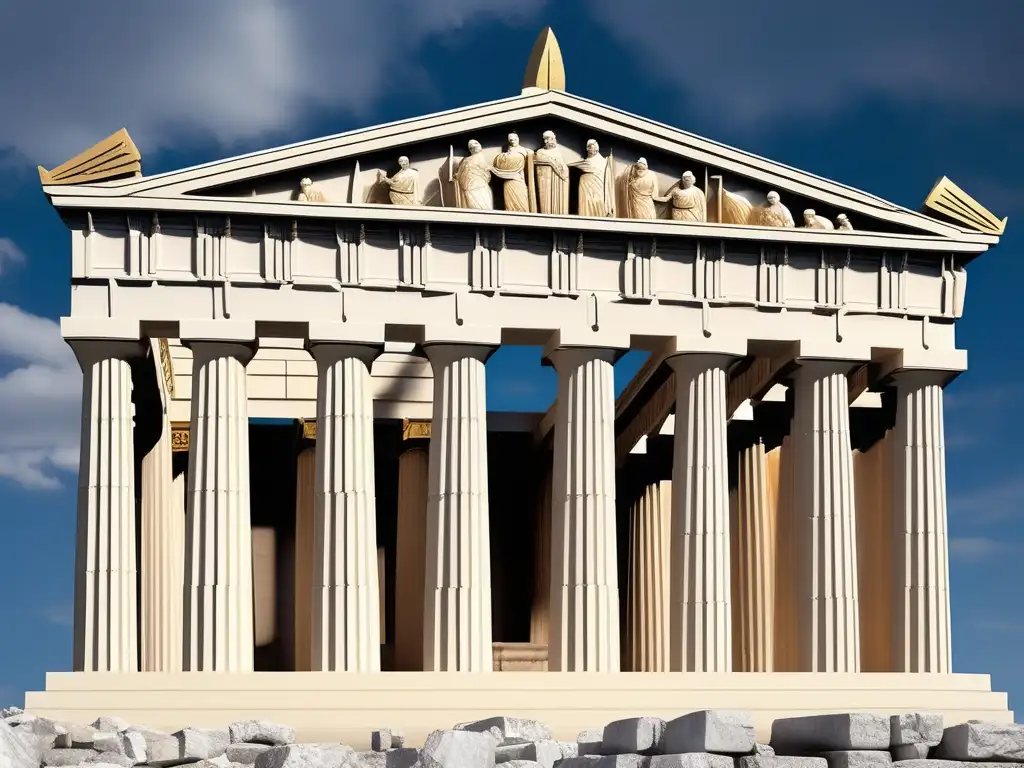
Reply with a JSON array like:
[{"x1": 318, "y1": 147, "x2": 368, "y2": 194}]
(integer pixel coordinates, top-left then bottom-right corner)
[
  {"x1": 836, "y1": 213, "x2": 854, "y2": 231},
  {"x1": 665, "y1": 170, "x2": 707, "y2": 222},
  {"x1": 377, "y1": 157, "x2": 420, "y2": 206},
  {"x1": 453, "y1": 140, "x2": 494, "y2": 210},
  {"x1": 491, "y1": 133, "x2": 535, "y2": 213},
  {"x1": 569, "y1": 139, "x2": 616, "y2": 217},
  {"x1": 297, "y1": 177, "x2": 328, "y2": 203},
  {"x1": 533, "y1": 130, "x2": 570, "y2": 215},
  {"x1": 751, "y1": 190, "x2": 795, "y2": 227},
  {"x1": 803, "y1": 209, "x2": 835, "y2": 230},
  {"x1": 622, "y1": 158, "x2": 661, "y2": 220}
]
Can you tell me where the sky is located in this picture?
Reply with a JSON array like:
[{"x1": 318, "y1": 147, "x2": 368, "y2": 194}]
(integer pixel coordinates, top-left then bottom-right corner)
[{"x1": 1, "y1": 0, "x2": 1022, "y2": 714}]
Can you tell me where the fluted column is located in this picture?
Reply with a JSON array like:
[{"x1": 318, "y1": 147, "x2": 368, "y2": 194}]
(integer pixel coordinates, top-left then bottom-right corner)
[
  {"x1": 530, "y1": 462, "x2": 553, "y2": 647},
  {"x1": 293, "y1": 447, "x2": 315, "y2": 672},
  {"x1": 791, "y1": 361, "x2": 860, "y2": 672},
  {"x1": 140, "y1": 417, "x2": 184, "y2": 671},
  {"x1": 423, "y1": 344, "x2": 494, "y2": 672},
  {"x1": 626, "y1": 481, "x2": 671, "y2": 671},
  {"x1": 394, "y1": 444, "x2": 429, "y2": 671},
  {"x1": 891, "y1": 372, "x2": 952, "y2": 673},
  {"x1": 549, "y1": 347, "x2": 619, "y2": 672},
  {"x1": 668, "y1": 353, "x2": 734, "y2": 672},
  {"x1": 309, "y1": 343, "x2": 381, "y2": 672},
  {"x1": 71, "y1": 340, "x2": 143, "y2": 673},
  {"x1": 732, "y1": 442, "x2": 775, "y2": 672},
  {"x1": 183, "y1": 342, "x2": 255, "y2": 672}
]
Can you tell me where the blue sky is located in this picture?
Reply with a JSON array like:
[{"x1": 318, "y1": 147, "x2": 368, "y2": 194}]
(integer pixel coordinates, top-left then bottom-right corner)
[{"x1": 0, "y1": 0, "x2": 1022, "y2": 713}]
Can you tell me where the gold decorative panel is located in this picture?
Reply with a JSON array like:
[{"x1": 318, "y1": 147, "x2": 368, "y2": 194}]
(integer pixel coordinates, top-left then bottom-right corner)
[
  {"x1": 170, "y1": 422, "x2": 190, "y2": 452},
  {"x1": 402, "y1": 420, "x2": 431, "y2": 441}
]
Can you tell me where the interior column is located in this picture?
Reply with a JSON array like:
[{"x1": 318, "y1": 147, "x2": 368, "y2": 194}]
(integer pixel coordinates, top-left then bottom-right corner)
[
  {"x1": 422, "y1": 343, "x2": 495, "y2": 672},
  {"x1": 548, "y1": 347, "x2": 619, "y2": 672},
  {"x1": 69, "y1": 338, "x2": 143, "y2": 673},
  {"x1": 625, "y1": 480, "x2": 671, "y2": 671},
  {"x1": 394, "y1": 442, "x2": 429, "y2": 671},
  {"x1": 293, "y1": 447, "x2": 315, "y2": 671}
]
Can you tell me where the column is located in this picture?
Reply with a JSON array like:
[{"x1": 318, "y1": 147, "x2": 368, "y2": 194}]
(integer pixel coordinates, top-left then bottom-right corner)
[
  {"x1": 422, "y1": 344, "x2": 494, "y2": 672},
  {"x1": 183, "y1": 342, "x2": 255, "y2": 672},
  {"x1": 309, "y1": 343, "x2": 381, "y2": 672},
  {"x1": 791, "y1": 361, "x2": 860, "y2": 673},
  {"x1": 71, "y1": 340, "x2": 143, "y2": 673},
  {"x1": 293, "y1": 447, "x2": 315, "y2": 672},
  {"x1": 549, "y1": 347, "x2": 619, "y2": 672},
  {"x1": 140, "y1": 417, "x2": 185, "y2": 671},
  {"x1": 529, "y1": 462, "x2": 553, "y2": 648},
  {"x1": 732, "y1": 442, "x2": 775, "y2": 672},
  {"x1": 891, "y1": 372, "x2": 952, "y2": 673},
  {"x1": 394, "y1": 444, "x2": 429, "y2": 671},
  {"x1": 770, "y1": 437, "x2": 799, "y2": 672},
  {"x1": 668, "y1": 354, "x2": 733, "y2": 672},
  {"x1": 625, "y1": 481, "x2": 671, "y2": 671}
]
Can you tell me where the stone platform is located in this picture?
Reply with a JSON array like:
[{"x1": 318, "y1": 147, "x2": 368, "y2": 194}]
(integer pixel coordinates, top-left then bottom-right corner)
[{"x1": 24, "y1": 672, "x2": 1012, "y2": 750}]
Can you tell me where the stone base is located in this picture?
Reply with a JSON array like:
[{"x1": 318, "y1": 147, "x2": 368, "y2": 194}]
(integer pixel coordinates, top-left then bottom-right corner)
[
  {"x1": 25, "y1": 672, "x2": 1011, "y2": 750},
  {"x1": 492, "y1": 642, "x2": 548, "y2": 671}
]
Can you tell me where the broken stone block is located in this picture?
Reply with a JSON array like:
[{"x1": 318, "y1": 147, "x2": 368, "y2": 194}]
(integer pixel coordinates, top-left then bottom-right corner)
[
  {"x1": 757, "y1": 745, "x2": 776, "y2": 757},
  {"x1": 254, "y1": 743, "x2": 357, "y2": 768},
  {"x1": 93, "y1": 732, "x2": 127, "y2": 755},
  {"x1": 384, "y1": 747, "x2": 418, "y2": 768},
  {"x1": 357, "y1": 750, "x2": 386, "y2": 768},
  {"x1": 92, "y1": 717, "x2": 131, "y2": 734},
  {"x1": 372, "y1": 729, "x2": 405, "y2": 752},
  {"x1": 495, "y1": 739, "x2": 577, "y2": 768},
  {"x1": 552, "y1": 758, "x2": 603, "y2": 768},
  {"x1": 650, "y1": 752, "x2": 735, "y2": 767},
  {"x1": 771, "y1": 715, "x2": 890, "y2": 754},
  {"x1": 663, "y1": 710, "x2": 756, "y2": 755},
  {"x1": 56, "y1": 723, "x2": 100, "y2": 748},
  {"x1": 43, "y1": 747, "x2": 98, "y2": 766},
  {"x1": 603, "y1": 717, "x2": 666, "y2": 755},
  {"x1": 934, "y1": 721, "x2": 1024, "y2": 762},
  {"x1": 821, "y1": 750, "x2": 892, "y2": 768},
  {"x1": 417, "y1": 729, "x2": 495, "y2": 768},
  {"x1": 500, "y1": 761, "x2": 545, "y2": 768},
  {"x1": 121, "y1": 731, "x2": 148, "y2": 764},
  {"x1": 738, "y1": 758, "x2": 829, "y2": 768},
  {"x1": 458, "y1": 717, "x2": 552, "y2": 745},
  {"x1": 891, "y1": 744, "x2": 930, "y2": 761},
  {"x1": 226, "y1": 742, "x2": 272, "y2": 764},
  {"x1": 890, "y1": 716, "x2": 944, "y2": 748},
  {"x1": 228, "y1": 721, "x2": 295, "y2": 747},
  {"x1": 85, "y1": 752, "x2": 134, "y2": 767},
  {"x1": 145, "y1": 733, "x2": 183, "y2": 766},
  {"x1": 14, "y1": 715, "x2": 67, "y2": 750},
  {"x1": 886, "y1": 761, "x2": 960, "y2": 768},
  {"x1": 2, "y1": 720, "x2": 47, "y2": 768},
  {"x1": 578, "y1": 730, "x2": 603, "y2": 757},
  {"x1": 1, "y1": 706, "x2": 24, "y2": 718}
]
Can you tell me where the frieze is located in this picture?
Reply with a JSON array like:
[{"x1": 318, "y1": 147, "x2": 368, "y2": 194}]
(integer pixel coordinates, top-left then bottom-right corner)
[
  {"x1": 402, "y1": 420, "x2": 431, "y2": 441},
  {"x1": 171, "y1": 422, "x2": 190, "y2": 452},
  {"x1": 158, "y1": 338, "x2": 175, "y2": 399}
]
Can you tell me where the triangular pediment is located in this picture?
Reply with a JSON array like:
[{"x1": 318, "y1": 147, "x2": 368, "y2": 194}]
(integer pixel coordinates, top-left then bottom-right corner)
[{"x1": 42, "y1": 90, "x2": 997, "y2": 243}]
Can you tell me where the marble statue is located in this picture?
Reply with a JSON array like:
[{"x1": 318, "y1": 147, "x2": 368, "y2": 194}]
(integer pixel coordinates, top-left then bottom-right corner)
[
  {"x1": 533, "y1": 130, "x2": 570, "y2": 215},
  {"x1": 297, "y1": 177, "x2": 328, "y2": 203},
  {"x1": 665, "y1": 170, "x2": 707, "y2": 222},
  {"x1": 491, "y1": 133, "x2": 534, "y2": 212},
  {"x1": 569, "y1": 139, "x2": 615, "y2": 217},
  {"x1": 453, "y1": 140, "x2": 494, "y2": 210},
  {"x1": 751, "y1": 190, "x2": 795, "y2": 227},
  {"x1": 803, "y1": 209, "x2": 835, "y2": 230},
  {"x1": 836, "y1": 213, "x2": 854, "y2": 231},
  {"x1": 377, "y1": 157, "x2": 420, "y2": 206},
  {"x1": 622, "y1": 158, "x2": 661, "y2": 220}
]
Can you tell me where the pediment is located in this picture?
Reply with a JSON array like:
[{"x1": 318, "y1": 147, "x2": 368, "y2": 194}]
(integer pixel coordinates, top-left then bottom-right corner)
[{"x1": 43, "y1": 90, "x2": 996, "y2": 243}]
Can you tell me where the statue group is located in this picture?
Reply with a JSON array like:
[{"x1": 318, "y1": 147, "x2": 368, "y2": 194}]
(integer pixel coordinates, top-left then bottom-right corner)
[{"x1": 296, "y1": 131, "x2": 854, "y2": 232}]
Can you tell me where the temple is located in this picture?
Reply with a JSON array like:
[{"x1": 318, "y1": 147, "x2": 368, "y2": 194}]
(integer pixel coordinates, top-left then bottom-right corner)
[{"x1": 26, "y1": 28, "x2": 1013, "y2": 747}]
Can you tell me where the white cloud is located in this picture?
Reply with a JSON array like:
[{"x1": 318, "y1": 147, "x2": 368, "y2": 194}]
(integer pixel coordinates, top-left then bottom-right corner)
[
  {"x1": 0, "y1": 0, "x2": 545, "y2": 165},
  {"x1": 0, "y1": 237, "x2": 25, "y2": 274},
  {"x1": 0, "y1": 302, "x2": 82, "y2": 490},
  {"x1": 949, "y1": 477, "x2": 1024, "y2": 524},
  {"x1": 37, "y1": 602, "x2": 74, "y2": 628},
  {"x1": 949, "y1": 536, "x2": 1010, "y2": 562},
  {"x1": 590, "y1": 0, "x2": 1024, "y2": 128}
]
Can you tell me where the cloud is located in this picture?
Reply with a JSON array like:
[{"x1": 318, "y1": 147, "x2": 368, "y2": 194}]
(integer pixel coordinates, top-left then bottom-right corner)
[
  {"x1": 590, "y1": 0, "x2": 1024, "y2": 128},
  {"x1": 37, "y1": 602, "x2": 74, "y2": 628},
  {"x1": 0, "y1": 302, "x2": 82, "y2": 490},
  {"x1": 0, "y1": 0, "x2": 544, "y2": 166},
  {"x1": 949, "y1": 478, "x2": 1024, "y2": 525},
  {"x1": 0, "y1": 237, "x2": 25, "y2": 274},
  {"x1": 949, "y1": 536, "x2": 1010, "y2": 562}
]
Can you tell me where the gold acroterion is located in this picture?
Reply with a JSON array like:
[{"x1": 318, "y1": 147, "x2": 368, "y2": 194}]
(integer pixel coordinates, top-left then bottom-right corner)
[
  {"x1": 38, "y1": 128, "x2": 142, "y2": 186},
  {"x1": 923, "y1": 176, "x2": 1007, "y2": 236},
  {"x1": 523, "y1": 27, "x2": 566, "y2": 92}
]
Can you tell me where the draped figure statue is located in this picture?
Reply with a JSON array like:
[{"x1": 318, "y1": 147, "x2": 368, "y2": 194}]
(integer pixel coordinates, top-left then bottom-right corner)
[
  {"x1": 802, "y1": 209, "x2": 835, "y2": 230},
  {"x1": 569, "y1": 139, "x2": 616, "y2": 217},
  {"x1": 665, "y1": 170, "x2": 707, "y2": 222},
  {"x1": 491, "y1": 133, "x2": 535, "y2": 213},
  {"x1": 836, "y1": 213, "x2": 854, "y2": 231},
  {"x1": 453, "y1": 140, "x2": 494, "y2": 210},
  {"x1": 750, "y1": 190, "x2": 795, "y2": 227},
  {"x1": 622, "y1": 158, "x2": 661, "y2": 220},
  {"x1": 377, "y1": 157, "x2": 419, "y2": 206},
  {"x1": 532, "y1": 130, "x2": 570, "y2": 215},
  {"x1": 297, "y1": 177, "x2": 328, "y2": 203}
]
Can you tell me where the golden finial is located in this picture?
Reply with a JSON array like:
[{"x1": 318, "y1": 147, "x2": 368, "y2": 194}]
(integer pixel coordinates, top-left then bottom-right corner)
[
  {"x1": 522, "y1": 27, "x2": 566, "y2": 93},
  {"x1": 38, "y1": 128, "x2": 142, "y2": 186},
  {"x1": 923, "y1": 176, "x2": 1007, "y2": 236}
]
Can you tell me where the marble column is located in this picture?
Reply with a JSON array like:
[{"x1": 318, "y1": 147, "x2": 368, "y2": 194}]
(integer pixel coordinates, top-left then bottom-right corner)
[
  {"x1": 769, "y1": 438, "x2": 799, "y2": 672},
  {"x1": 530, "y1": 463, "x2": 553, "y2": 648},
  {"x1": 394, "y1": 444, "x2": 429, "y2": 671},
  {"x1": 549, "y1": 347, "x2": 619, "y2": 672},
  {"x1": 891, "y1": 372, "x2": 952, "y2": 673},
  {"x1": 309, "y1": 343, "x2": 381, "y2": 672},
  {"x1": 423, "y1": 344, "x2": 494, "y2": 672},
  {"x1": 790, "y1": 361, "x2": 860, "y2": 673},
  {"x1": 140, "y1": 417, "x2": 185, "y2": 672},
  {"x1": 625, "y1": 481, "x2": 671, "y2": 671},
  {"x1": 732, "y1": 442, "x2": 775, "y2": 672},
  {"x1": 293, "y1": 447, "x2": 315, "y2": 672},
  {"x1": 71, "y1": 340, "x2": 143, "y2": 673},
  {"x1": 854, "y1": 431, "x2": 894, "y2": 672},
  {"x1": 183, "y1": 342, "x2": 256, "y2": 672},
  {"x1": 668, "y1": 354, "x2": 733, "y2": 673}
]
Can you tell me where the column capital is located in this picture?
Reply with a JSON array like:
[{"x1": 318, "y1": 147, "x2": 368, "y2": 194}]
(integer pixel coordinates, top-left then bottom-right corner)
[
  {"x1": 422, "y1": 342, "x2": 496, "y2": 367},
  {"x1": 307, "y1": 341, "x2": 382, "y2": 368},
  {"x1": 791, "y1": 357, "x2": 862, "y2": 381},
  {"x1": 66, "y1": 337, "x2": 148, "y2": 371},
  {"x1": 666, "y1": 352, "x2": 740, "y2": 377},
  {"x1": 186, "y1": 339, "x2": 257, "y2": 368},
  {"x1": 878, "y1": 347, "x2": 967, "y2": 388},
  {"x1": 545, "y1": 345, "x2": 618, "y2": 373}
]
